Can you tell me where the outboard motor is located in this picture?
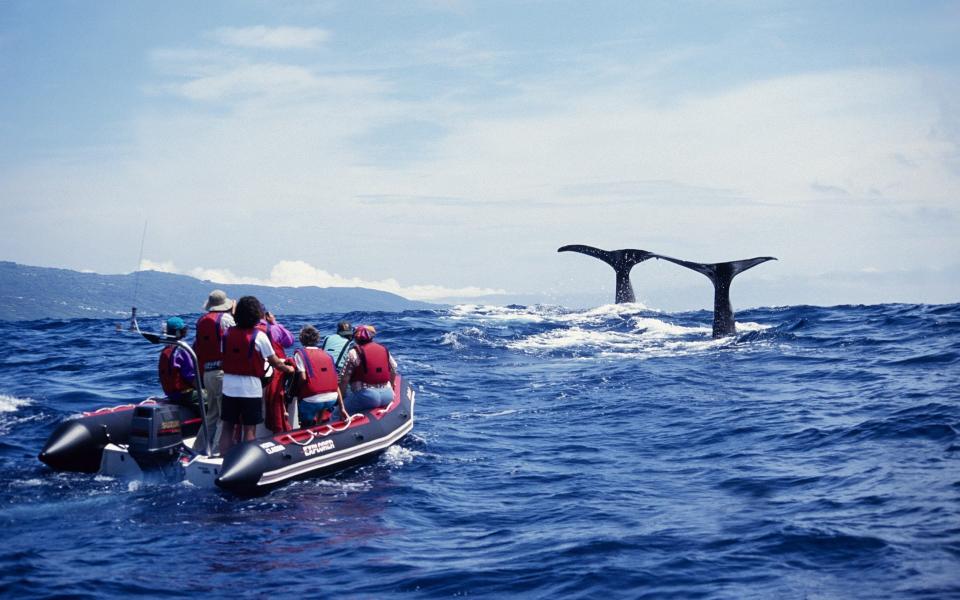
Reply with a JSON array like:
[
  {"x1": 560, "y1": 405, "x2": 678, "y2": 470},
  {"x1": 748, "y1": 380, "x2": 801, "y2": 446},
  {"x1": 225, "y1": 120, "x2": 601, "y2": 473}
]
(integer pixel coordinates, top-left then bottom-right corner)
[{"x1": 128, "y1": 404, "x2": 184, "y2": 471}]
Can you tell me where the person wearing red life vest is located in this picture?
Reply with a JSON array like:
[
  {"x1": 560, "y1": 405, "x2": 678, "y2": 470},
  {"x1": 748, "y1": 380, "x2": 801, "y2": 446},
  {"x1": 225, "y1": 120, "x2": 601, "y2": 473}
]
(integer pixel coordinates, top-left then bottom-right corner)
[
  {"x1": 191, "y1": 289, "x2": 236, "y2": 453},
  {"x1": 220, "y1": 296, "x2": 295, "y2": 456},
  {"x1": 293, "y1": 325, "x2": 349, "y2": 426},
  {"x1": 339, "y1": 325, "x2": 398, "y2": 414},
  {"x1": 158, "y1": 316, "x2": 197, "y2": 404}
]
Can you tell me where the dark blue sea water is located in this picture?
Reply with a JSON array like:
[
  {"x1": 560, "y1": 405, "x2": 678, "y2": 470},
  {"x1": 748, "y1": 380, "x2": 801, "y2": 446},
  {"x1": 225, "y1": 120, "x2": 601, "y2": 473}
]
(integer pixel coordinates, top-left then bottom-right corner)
[{"x1": 1, "y1": 303, "x2": 958, "y2": 599}]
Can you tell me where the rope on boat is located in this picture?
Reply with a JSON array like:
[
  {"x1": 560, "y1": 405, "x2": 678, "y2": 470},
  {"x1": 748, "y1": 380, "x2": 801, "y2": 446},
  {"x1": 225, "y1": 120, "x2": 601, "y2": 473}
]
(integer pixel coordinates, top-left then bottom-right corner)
[{"x1": 280, "y1": 414, "x2": 361, "y2": 446}]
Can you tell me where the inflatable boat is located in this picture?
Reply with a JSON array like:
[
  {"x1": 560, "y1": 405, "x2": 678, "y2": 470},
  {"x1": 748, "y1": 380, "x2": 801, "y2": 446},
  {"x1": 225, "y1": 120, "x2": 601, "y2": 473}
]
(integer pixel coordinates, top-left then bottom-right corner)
[{"x1": 38, "y1": 328, "x2": 416, "y2": 496}]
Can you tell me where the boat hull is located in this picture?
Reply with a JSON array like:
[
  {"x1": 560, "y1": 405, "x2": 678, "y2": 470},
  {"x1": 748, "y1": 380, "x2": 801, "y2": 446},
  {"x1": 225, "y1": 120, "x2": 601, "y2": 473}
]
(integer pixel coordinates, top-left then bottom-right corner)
[
  {"x1": 37, "y1": 378, "x2": 416, "y2": 496},
  {"x1": 215, "y1": 376, "x2": 416, "y2": 495}
]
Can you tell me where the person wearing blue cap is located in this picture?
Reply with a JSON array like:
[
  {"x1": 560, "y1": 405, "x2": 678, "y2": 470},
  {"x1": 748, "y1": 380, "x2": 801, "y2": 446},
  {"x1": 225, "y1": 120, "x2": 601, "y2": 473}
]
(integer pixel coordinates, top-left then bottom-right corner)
[{"x1": 158, "y1": 316, "x2": 198, "y2": 404}]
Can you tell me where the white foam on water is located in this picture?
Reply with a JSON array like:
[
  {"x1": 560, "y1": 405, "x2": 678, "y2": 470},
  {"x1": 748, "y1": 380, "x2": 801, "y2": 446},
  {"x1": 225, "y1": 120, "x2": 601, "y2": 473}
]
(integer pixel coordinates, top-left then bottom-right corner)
[
  {"x1": 449, "y1": 408, "x2": 519, "y2": 420},
  {"x1": 563, "y1": 302, "x2": 652, "y2": 321},
  {"x1": 734, "y1": 320, "x2": 769, "y2": 332},
  {"x1": 630, "y1": 316, "x2": 710, "y2": 337},
  {"x1": 447, "y1": 304, "x2": 549, "y2": 324},
  {"x1": 507, "y1": 326, "x2": 631, "y2": 352},
  {"x1": 12, "y1": 478, "x2": 43, "y2": 488},
  {"x1": 447, "y1": 303, "x2": 668, "y2": 334},
  {"x1": 448, "y1": 304, "x2": 772, "y2": 361},
  {"x1": 595, "y1": 337, "x2": 728, "y2": 360},
  {"x1": 506, "y1": 315, "x2": 739, "y2": 359},
  {"x1": 0, "y1": 395, "x2": 38, "y2": 435},
  {"x1": 439, "y1": 332, "x2": 464, "y2": 349},
  {"x1": 382, "y1": 445, "x2": 422, "y2": 468},
  {"x1": 309, "y1": 479, "x2": 372, "y2": 495},
  {"x1": 0, "y1": 394, "x2": 31, "y2": 413}
]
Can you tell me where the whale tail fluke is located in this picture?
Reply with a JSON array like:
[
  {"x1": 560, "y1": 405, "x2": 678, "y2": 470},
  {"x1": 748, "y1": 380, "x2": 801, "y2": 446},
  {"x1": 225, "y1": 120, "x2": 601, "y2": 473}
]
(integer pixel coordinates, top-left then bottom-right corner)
[
  {"x1": 558, "y1": 245, "x2": 655, "y2": 303},
  {"x1": 653, "y1": 254, "x2": 777, "y2": 337}
]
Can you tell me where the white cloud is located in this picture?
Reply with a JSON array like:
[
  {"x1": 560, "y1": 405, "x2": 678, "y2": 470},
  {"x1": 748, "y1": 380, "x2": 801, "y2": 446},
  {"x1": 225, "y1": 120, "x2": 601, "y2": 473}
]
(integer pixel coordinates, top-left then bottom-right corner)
[
  {"x1": 140, "y1": 259, "x2": 505, "y2": 301},
  {"x1": 210, "y1": 26, "x2": 330, "y2": 49},
  {"x1": 170, "y1": 63, "x2": 321, "y2": 101},
  {"x1": 7, "y1": 18, "x2": 959, "y2": 308},
  {"x1": 140, "y1": 259, "x2": 178, "y2": 273},
  {"x1": 408, "y1": 32, "x2": 501, "y2": 68}
]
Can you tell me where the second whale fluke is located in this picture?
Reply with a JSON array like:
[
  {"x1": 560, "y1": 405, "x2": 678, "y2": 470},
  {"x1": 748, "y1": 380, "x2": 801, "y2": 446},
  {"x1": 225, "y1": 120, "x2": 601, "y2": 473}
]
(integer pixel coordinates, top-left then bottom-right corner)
[{"x1": 653, "y1": 254, "x2": 777, "y2": 337}]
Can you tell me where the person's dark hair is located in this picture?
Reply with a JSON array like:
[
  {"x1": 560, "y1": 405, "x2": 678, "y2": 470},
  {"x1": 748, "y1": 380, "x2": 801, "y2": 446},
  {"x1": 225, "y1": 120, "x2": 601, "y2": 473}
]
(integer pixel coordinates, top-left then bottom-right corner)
[
  {"x1": 299, "y1": 325, "x2": 320, "y2": 347},
  {"x1": 235, "y1": 296, "x2": 263, "y2": 328}
]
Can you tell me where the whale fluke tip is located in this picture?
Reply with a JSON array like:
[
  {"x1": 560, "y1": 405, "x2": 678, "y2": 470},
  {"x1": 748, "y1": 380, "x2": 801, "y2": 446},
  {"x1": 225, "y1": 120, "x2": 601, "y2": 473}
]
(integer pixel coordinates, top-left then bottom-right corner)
[{"x1": 557, "y1": 244, "x2": 656, "y2": 304}]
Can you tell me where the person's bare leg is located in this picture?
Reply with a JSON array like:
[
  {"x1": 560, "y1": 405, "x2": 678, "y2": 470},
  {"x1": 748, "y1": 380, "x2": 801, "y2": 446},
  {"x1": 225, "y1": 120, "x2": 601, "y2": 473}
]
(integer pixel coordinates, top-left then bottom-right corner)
[{"x1": 219, "y1": 422, "x2": 238, "y2": 455}]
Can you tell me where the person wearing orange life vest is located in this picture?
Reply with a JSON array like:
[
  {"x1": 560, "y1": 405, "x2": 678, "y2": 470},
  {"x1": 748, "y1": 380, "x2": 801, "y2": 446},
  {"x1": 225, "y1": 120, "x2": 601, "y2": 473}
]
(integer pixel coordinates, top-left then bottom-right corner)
[
  {"x1": 292, "y1": 325, "x2": 349, "y2": 426},
  {"x1": 339, "y1": 325, "x2": 398, "y2": 413},
  {"x1": 220, "y1": 296, "x2": 295, "y2": 456},
  {"x1": 191, "y1": 289, "x2": 235, "y2": 453},
  {"x1": 158, "y1": 316, "x2": 197, "y2": 404}
]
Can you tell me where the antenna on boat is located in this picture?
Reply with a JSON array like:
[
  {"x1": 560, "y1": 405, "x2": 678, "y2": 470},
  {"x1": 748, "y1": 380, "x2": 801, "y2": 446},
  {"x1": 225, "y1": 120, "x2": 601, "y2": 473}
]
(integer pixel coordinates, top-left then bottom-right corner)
[{"x1": 129, "y1": 220, "x2": 148, "y2": 331}]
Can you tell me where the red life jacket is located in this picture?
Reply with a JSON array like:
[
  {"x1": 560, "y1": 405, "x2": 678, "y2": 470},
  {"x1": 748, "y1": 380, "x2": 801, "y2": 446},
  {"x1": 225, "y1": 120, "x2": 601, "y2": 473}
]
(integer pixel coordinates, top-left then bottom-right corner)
[
  {"x1": 222, "y1": 327, "x2": 267, "y2": 378},
  {"x1": 257, "y1": 322, "x2": 287, "y2": 359},
  {"x1": 355, "y1": 342, "x2": 391, "y2": 385},
  {"x1": 159, "y1": 346, "x2": 192, "y2": 397},
  {"x1": 193, "y1": 312, "x2": 225, "y2": 369},
  {"x1": 295, "y1": 348, "x2": 339, "y2": 397}
]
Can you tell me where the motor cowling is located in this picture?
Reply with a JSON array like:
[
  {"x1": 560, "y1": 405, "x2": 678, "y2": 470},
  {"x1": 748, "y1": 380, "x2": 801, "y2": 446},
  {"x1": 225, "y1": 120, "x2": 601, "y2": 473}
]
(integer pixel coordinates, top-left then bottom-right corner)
[{"x1": 128, "y1": 404, "x2": 183, "y2": 469}]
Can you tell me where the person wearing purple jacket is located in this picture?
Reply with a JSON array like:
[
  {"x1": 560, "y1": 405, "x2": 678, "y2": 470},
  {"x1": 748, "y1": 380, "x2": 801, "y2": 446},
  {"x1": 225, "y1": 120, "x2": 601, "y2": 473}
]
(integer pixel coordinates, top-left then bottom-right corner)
[{"x1": 258, "y1": 308, "x2": 294, "y2": 359}]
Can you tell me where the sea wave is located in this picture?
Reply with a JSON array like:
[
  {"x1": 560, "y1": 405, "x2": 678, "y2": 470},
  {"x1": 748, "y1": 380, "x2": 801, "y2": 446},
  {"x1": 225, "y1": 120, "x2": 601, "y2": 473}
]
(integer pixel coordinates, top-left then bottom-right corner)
[{"x1": 2, "y1": 304, "x2": 959, "y2": 599}]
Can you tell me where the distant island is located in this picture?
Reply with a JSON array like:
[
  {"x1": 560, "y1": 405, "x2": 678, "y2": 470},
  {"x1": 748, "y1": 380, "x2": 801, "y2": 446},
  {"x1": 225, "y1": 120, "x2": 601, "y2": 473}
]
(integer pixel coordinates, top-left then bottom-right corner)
[{"x1": 0, "y1": 261, "x2": 436, "y2": 321}]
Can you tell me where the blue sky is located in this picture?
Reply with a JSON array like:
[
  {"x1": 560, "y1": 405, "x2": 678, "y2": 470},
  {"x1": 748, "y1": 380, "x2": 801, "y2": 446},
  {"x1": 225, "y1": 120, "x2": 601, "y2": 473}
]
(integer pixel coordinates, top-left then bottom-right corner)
[{"x1": 1, "y1": 1, "x2": 958, "y2": 308}]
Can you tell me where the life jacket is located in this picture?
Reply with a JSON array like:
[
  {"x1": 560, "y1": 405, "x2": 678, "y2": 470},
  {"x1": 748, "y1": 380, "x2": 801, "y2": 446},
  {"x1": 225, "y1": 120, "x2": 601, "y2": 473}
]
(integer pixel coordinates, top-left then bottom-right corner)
[
  {"x1": 222, "y1": 327, "x2": 267, "y2": 378},
  {"x1": 321, "y1": 334, "x2": 353, "y2": 371},
  {"x1": 264, "y1": 360, "x2": 293, "y2": 434},
  {"x1": 159, "y1": 346, "x2": 192, "y2": 397},
  {"x1": 257, "y1": 322, "x2": 287, "y2": 359},
  {"x1": 355, "y1": 342, "x2": 391, "y2": 385},
  {"x1": 295, "y1": 348, "x2": 339, "y2": 397},
  {"x1": 193, "y1": 312, "x2": 225, "y2": 369}
]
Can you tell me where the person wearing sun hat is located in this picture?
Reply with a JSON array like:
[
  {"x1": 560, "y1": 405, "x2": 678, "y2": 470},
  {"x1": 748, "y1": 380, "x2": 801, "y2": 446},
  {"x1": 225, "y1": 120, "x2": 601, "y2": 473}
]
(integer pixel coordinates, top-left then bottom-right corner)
[
  {"x1": 191, "y1": 290, "x2": 236, "y2": 454},
  {"x1": 158, "y1": 316, "x2": 197, "y2": 405}
]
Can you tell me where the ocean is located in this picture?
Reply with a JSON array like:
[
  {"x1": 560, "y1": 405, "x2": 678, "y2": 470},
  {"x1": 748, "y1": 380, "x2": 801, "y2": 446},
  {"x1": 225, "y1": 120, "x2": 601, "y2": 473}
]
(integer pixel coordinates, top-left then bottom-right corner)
[{"x1": 1, "y1": 303, "x2": 958, "y2": 598}]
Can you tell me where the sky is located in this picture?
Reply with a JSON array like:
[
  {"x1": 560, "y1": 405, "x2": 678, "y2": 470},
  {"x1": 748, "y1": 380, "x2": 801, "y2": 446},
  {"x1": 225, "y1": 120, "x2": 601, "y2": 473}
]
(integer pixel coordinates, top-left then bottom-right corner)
[{"x1": 1, "y1": 1, "x2": 958, "y2": 309}]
